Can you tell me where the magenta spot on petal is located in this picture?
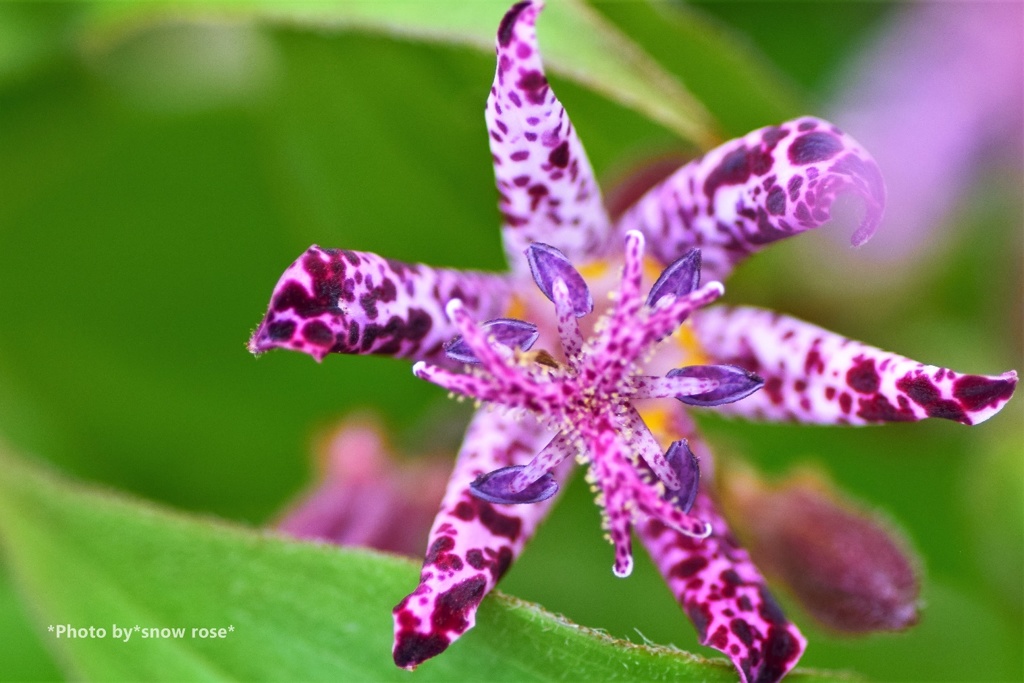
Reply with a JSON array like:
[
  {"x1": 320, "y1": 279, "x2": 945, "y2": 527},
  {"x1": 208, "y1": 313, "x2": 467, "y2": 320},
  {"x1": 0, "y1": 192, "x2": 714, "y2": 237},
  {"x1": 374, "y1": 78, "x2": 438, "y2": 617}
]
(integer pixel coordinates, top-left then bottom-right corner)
[
  {"x1": 709, "y1": 625, "x2": 729, "y2": 649},
  {"x1": 671, "y1": 556, "x2": 708, "y2": 579},
  {"x1": 548, "y1": 141, "x2": 569, "y2": 168},
  {"x1": 787, "y1": 175, "x2": 803, "y2": 201},
  {"x1": 704, "y1": 146, "x2": 752, "y2": 199},
  {"x1": 466, "y1": 549, "x2": 486, "y2": 570},
  {"x1": 432, "y1": 576, "x2": 487, "y2": 634},
  {"x1": 953, "y1": 374, "x2": 1017, "y2": 411},
  {"x1": 395, "y1": 607, "x2": 419, "y2": 631},
  {"x1": 758, "y1": 587, "x2": 787, "y2": 625},
  {"x1": 731, "y1": 618, "x2": 754, "y2": 647},
  {"x1": 478, "y1": 504, "x2": 522, "y2": 540},
  {"x1": 766, "y1": 186, "x2": 786, "y2": 215},
  {"x1": 425, "y1": 536, "x2": 455, "y2": 565},
  {"x1": 393, "y1": 630, "x2": 449, "y2": 669},
  {"x1": 721, "y1": 569, "x2": 743, "y2": 586},
  {"x1": 302, "y1": 321, "x2": 333, "y2": 347},
  {"x1": 497, "y1": 1, "x2": 529, "y2": 47},
  {"x1": 517, "y1": 70, "x2": 548, "y2": 105},
  {"x1": 762, "y1": 126, "x2": 788, "y2": 147},
  {"x1": 897, "y1": 374, "x2": 969, "y2": 422},
  {"x1": 686, "y1": 603, "x2": 712, "y2": 641},
  {"x1": 527, "y1": 183, "x2": 549, "y2": 209},
  {"x1": 856, "y1": 394, "x2": 915, "y2": 422},
  {"x1": 804, "y1": 347, "x2": 825, "y2": 375},
  {"x1": 265, "y1": 320, "x2": 296, "y2": 342},
  {"x1": 755, "y1": 628, "x2": 802, "y2": 683},
  {"x1": 750, "y1": 149, "x2": 773, "y2": 175},
  {"x1": 788, "y1": 131, "x2": 843, "y2": 165},
  {"x1": 846, "y1": 357, "x2": 880, "y2": 394},
  {"x1": 491, "y1": 546, "x2": 514, "y2": 580},
  {"x1": 453, "y1": 501, "x2": 475, "y2": 521}
]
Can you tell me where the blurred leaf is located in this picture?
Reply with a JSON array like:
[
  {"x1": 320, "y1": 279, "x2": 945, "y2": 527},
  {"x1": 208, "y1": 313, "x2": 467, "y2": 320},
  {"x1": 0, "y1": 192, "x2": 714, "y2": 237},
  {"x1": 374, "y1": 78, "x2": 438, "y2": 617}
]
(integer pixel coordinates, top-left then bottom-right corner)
[
  {"x1": 0, "y1": 449, "x2": 855, "y2": 682},
  {"x1": 0, "y1": 4, "x2": 79, "y2": 88},
  {"x1": 964, "y1": 405, "x2": 1024, "y2": 618},
  {"x1": 0, "y1": 14, "x2": 670, "y2": 524},
  {"x1": 688, "y1": 1, "x2": 892, "y2": 94},
  {"x1": 80, "y1": 0, "x2": 721, "y2": 146},
  {"x1": 796, "y1": 578, "x2": 1023, "y2": 682},
  {"x1": 0, "y1": 570, "x2": 62, "y2": 681},
  {"x1": 592, "y1": 1, "x2": 803, "y2": 137}
]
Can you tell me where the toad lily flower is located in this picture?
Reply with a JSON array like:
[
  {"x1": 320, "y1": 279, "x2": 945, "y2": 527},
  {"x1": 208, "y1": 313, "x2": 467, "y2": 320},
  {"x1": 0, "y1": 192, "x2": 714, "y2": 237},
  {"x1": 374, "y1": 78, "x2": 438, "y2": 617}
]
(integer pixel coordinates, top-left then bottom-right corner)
[{"x1": 248, "y1": 2, "x2": 1018, "y2": 681}]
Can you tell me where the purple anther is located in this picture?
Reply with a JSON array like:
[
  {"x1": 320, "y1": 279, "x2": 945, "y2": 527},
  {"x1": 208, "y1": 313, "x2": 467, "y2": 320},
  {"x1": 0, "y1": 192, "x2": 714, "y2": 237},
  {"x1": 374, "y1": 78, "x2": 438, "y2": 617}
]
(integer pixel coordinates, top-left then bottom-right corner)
[
  {"x1": 525, "y1": 242, "x2": 593, "y2": 317},
  {"x1": 444, "y1": 318, "x2": 540, "y2": 364},
  {"x1": 669, "y1": 364, "x2": 765, "y2": 407},
  {"x1": 469, "y1": 465, "x2": 559, "y2": 504},
  {"x1": 664, "y1": 440, "x2": 700, "y2": 514},
  {"x1": 646, "y1": 249, "x2": 702, "y2": 307}
]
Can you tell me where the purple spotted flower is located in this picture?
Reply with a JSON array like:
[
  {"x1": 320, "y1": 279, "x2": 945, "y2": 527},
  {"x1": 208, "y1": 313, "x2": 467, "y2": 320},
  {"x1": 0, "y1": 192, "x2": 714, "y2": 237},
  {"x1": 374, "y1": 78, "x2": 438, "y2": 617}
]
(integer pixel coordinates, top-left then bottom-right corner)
[{"x1": 248, "y1": 2, "x2": 1018, "y2": 681}]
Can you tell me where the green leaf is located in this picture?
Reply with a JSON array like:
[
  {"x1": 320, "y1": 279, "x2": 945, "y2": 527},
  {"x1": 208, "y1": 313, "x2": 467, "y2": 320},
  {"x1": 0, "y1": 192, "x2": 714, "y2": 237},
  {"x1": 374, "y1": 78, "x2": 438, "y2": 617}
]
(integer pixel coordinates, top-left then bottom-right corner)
[
  {"x1": 0, "y1": 449, "x2": 854, "y2": 681},
  {"x1": 592, "y1": 1, "x2": 803, "y2": 137},
  {"x1": 79, "y1": 0, "x2": 720, "y2": 146}
]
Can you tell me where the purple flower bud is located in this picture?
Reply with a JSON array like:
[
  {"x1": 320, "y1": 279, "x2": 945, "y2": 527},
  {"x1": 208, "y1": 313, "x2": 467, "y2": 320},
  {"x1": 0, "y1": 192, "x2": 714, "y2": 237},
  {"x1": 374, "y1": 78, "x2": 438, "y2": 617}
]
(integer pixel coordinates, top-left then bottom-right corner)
[
  {"x1": 664, "y1": 440, "x2": 699, "y2": 514},
  {"x1": 525, "y1": 242, "x2": 593, "y2": 317},
  {"x1": 723, "y1": 466, "x2": 921, "y2": 634},
  {"x1": 275, "y1": 416, "x2": 450, "y2": 557},
  {"x1": 469, "y1": 465, "x2": 559, "y2": 504},
  {"x1": 444, "y1": 318, "x2": 539, "y2": 364},
  {"x1": 669, "y1": 364, "x2": 764, "y2": 407},
  {"x1": 646, "y1": 249, "x2": 702, "y2": 307}
]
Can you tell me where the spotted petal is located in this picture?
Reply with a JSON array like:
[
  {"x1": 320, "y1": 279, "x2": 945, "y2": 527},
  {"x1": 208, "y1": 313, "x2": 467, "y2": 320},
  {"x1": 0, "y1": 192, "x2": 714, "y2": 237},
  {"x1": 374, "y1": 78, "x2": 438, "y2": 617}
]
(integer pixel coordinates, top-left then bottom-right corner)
[
  {"x1": 615, "y1": 117, "x2": 885, "y2": 281},
  {"x1": 249, "y1": 246, "x2": 511, "y2": 362},
  {"x1": 693, "y1": 306, "x2": 1017, "y2": 425},
  {"x1": 391, "y1": 408, "x2": 568, "y2": 669},
  {"x1": 639, "y1": 493, "x2": 806, "y2": 683},
  {"x1": 633, "y1": 408, "x2": 806, "y2": 682},
  {"x1": 488, "y1": 0, "x2": 610, "y2": 273}
]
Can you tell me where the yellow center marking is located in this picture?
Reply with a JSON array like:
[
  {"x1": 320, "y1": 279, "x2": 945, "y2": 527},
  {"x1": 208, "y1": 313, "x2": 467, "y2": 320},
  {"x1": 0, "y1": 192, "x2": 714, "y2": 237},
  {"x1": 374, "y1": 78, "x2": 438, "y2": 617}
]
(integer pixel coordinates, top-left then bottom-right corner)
[
  {"x1": 674, "y1": 321, "x2": 710, "y2": 365},
  {"x1": 576, "y1": 260, "x2": 610, "y2": 280},
  {"x1": 504, "y1": 292, "x2": 527, "y2": 320},
  {"x1": 638, "y1": 405, "x2": 674, "y2": 444}
]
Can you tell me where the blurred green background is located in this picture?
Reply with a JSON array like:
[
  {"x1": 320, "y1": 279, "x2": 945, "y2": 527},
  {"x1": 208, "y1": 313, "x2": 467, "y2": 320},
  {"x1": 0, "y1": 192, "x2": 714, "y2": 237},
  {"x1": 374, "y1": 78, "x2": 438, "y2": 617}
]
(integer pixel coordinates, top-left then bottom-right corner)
[{"x1": 1, "y1": 1, "x2": 1020, "y2": 680}]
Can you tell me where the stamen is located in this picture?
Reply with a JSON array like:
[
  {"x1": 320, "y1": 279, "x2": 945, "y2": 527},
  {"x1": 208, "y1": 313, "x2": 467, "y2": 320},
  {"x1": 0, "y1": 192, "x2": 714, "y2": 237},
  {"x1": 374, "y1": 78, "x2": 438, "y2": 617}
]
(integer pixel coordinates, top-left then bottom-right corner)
[
  {"x1": 551, "y1": 279, "x2": 584, "y2": 361},
  {"x1": 623, "y1": 406, "x2": 682, "y2": 491},
  {"x1": 668, "y1": 365, "x2": 765, "y2": 406},
  {"x1": 414, "y1": 234, "x2": 759, "y2": 576},
  {"x1": 647, "y1": 248, "x2": 701, "y2": 307},
  {"x1": 469, "y1": 465, "x2": 559, "y2": 504},
  {"x1": 612, "y1": 231, "x2": 647, "y2": 322},
  {"x1": 525, "y1": 242, "x2": 593, "y2": 317},
  {"x1": 664, "y1": 440, "x2": 700, "y2": 514},
  {"x1": 444, "y1": 317, "x2": 539, "y2": 364},
  {"x1": 511, "y1": 431, "x2": 576, "y2": 493},
  {"x1": 630, "y1": 374, "x2": 721, "y2": 399}
]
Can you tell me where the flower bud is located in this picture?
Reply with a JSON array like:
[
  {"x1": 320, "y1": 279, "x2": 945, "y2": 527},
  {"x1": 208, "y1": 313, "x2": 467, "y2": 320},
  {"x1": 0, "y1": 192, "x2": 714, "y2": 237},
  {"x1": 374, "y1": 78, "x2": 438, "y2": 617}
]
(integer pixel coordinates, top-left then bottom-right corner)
[{"x1": 721, "y1": 465, "x2": 920, "y2": 634}]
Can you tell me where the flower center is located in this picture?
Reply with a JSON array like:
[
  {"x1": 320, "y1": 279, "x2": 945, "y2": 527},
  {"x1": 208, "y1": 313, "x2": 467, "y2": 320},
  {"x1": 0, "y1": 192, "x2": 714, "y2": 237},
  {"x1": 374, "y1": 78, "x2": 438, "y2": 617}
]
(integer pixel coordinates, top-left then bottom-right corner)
[{"x1": 412, "y1": 230, "x2": 764, "y2": 576}]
